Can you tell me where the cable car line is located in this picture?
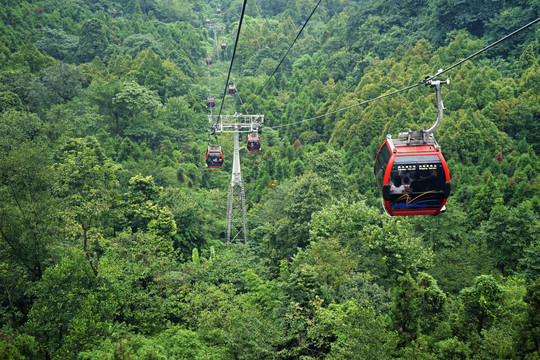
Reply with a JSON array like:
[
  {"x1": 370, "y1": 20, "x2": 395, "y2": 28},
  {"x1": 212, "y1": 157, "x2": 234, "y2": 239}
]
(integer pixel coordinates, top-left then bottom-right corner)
[
  {"x1": 236, "y1": 86, "x2": 250, "y2": 114},
  {"x1": 269, "y1": 82, "x2": 421, "y2": 129},
  {"x1": 425, "y1": 17, "x2": 539, "y2": 83},
  {"x1": 268, "y1": 17, "x2": 540, "y2": 130},
  {"x1": 245, "y1": 0, "x2": 323, "y2": 112},
  {"x1": 216, "y1": 0, "x2": 248, "y2": 121}
]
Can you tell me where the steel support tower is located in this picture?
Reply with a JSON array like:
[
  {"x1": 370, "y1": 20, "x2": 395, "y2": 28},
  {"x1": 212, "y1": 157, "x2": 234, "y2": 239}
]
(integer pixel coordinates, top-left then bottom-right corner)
[
  {"x1": 208, "y1": 23, "x2": 223, "y2": 61},
  {"x1": 209, "y1": 113, "x2": 264, "y2": 242},
  {"x1": 228, "y1": 129, "x2": 247, "y2": 242}
]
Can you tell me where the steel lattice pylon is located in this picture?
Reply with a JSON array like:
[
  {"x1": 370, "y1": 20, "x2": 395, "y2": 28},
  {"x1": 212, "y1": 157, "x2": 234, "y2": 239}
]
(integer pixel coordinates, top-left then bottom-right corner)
[
  {"x1": 207, "y1": 23, "x2": 223, "y2": 61},
  {"x1": 227, "y1": 130, "x2": 247, "y2": 242},
  {"x1": 209, "y1": 114, "x2": 263, "y2": 242}
]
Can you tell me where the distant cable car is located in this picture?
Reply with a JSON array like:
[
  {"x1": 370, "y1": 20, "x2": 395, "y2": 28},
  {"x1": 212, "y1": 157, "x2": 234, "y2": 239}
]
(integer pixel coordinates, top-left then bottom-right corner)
[
  {"x1": 206, "y1": 97, "x2": 215, "y2": 108},
  {"x1": 228, "y1": 85, "x2": 237, "y2": 95},
  {"x1": 247, "y1": 134, "x2": 261, "y2": 152},
  {"x1": 206, "y1": 57, "x2": 213, "y2": 65},
  {"x1": 205, "y1": 19, "x2": 211, "y2": 24},
  {"x1": 217, "y1": 8, "x2": 221, "y2": 14},
  {"x1": 374, "y1": 79, "x2": 451, "y2": 216},
  {"x1": 206, "y1": 145, "x2": 223, "y2": 168},
  {"x1": 221, "y1": 42, "x2": 227, "y2": 50}
]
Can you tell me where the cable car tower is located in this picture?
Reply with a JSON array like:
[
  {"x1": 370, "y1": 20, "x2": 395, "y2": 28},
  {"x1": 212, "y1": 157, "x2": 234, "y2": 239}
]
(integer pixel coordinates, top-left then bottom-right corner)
[
  {"x1": 209, "y1": 113, "x2": 264, "y2": 242},
  {"x1": 207, "y1": 23, "x2": 223, "y2": 61}
]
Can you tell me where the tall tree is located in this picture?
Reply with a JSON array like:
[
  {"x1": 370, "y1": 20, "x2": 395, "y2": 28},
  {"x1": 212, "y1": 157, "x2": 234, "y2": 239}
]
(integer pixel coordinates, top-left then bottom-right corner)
[
  {"x1": 77, "y1": 18, "x2": 109, "y2": 63},
  {"x1": 52, "y1": 137, "x2": 120, "y2": 275}
]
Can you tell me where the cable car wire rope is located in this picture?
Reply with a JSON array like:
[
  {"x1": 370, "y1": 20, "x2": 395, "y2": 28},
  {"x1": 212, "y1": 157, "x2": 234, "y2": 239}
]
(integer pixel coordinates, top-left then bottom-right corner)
[
  {"x1": 269, "y1": 82, "x2": 421, "y2": 129},
  {"x1": 424, "y1": 17, "x2": 540, "y2": 83},
  {"x1": 245, "y1": 0, "x2": 323, "y2": 112},
  {"x1": 268, "y1": 16, "x2": 540, "y2": 130},
  {"x1": 216, "y1": 0, "x2": 248, "y2": 121},
  {"x1": 236, "y1": 88, "x2": 250, "y2": 114}
]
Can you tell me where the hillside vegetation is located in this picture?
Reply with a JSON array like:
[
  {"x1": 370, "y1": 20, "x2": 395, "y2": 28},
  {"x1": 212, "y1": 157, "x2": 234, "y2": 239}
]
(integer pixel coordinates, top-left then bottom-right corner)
[{"x1": 0, "y1": 0, "x2": 539, "y2": 358}]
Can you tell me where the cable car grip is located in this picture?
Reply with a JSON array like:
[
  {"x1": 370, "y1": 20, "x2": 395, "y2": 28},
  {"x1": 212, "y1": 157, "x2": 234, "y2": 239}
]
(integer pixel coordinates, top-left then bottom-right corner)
[{"x1": 424, "y1": 75, "x2": 449, "y2": 136}]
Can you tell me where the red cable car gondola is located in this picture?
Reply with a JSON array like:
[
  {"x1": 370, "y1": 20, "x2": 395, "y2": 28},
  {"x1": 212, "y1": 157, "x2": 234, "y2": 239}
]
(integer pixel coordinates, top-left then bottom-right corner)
[
  {"x1": 221, "y1": 42, "x2": 227, "y2": 50},
  {"x1": 374, "y1": 79, "x2": 451, "y2": 216},
  {"x1": 374, "y1": 134, "x2": 450, "y2": 216},
  {"x1": 247, "y1": 134, "x2": 261, "y2": 152},
  {"x1": 206, "y1": 97, "x2": 215, "y2": 108},
  {"x1": 206, "y1": 57, "x2": 213, "y2": 65},
  {"x1": 228, "y1": 85, "x2": 237, "y2": 95},
  {"x1": 206, "y1": 145, "x2": 223, "y2": 168}
]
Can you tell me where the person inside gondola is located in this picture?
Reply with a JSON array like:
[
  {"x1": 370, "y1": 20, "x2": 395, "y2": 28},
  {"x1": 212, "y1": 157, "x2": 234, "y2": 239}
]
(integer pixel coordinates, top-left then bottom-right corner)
[
  {"x1": 400, "y1": 169, "x2": 413, "y2": 183},
  {"x1": 411, "y1": 172, "x2": 427, "y2": 193},
  {"x1": 403, "y1": 177, "x2": 412, "y2": 193},
  {"x1": 390, "y1": 176, "x2": 406, "y2": 194},
  {"x1": 425, "y1": 169, "x2": 440, "y2": 190}
]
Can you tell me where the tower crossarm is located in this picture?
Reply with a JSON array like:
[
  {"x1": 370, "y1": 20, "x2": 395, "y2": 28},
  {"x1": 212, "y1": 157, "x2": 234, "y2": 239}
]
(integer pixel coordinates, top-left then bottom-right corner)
[{"x1": 209, "y1": 113, "x2": 264, "y2": 133}]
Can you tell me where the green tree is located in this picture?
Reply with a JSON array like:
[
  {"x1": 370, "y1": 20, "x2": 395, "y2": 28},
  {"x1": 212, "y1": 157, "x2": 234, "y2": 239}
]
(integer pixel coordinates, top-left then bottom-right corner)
[
  {"x1": 309, "y1": 200, "x2": 433, "y2": 282},
  {"x1": 459, "y1": 275, "x2": 504, "y2": 335},
  {"x1": 478, "y1": 202, "x2": 539, "y2": 275},
  {"x1": 288, "y1": 237, "x2": 359, "y2": 306},
  {"x1": 112, "y1": 81, "x2": 161, "y2": 138},
  {"x1": 10, "y1": 43, "x2": 54, "y2": 73},
  {"x1": 391, "y1": 273, "x2": 422, "y2": 346},
  {"x1": 77, "y1": 18, "x2": 109, "y2": 63},
  {"x1": 26, "y1": 251, "x2": 117, "y2": 359},
  {"x1": 35, "y1": 27, "x2": 79, "y2": 63},
  {"x1": 519, "y1": 278, "x2": 540, "y2": 357},
  {"x1": 468, "y1": 173, "x2": 504, "y2": 225},
  {"x1": 311, "y1": 300, "x2": 398, "y2": 359},
  {"x1": 309, "y1": 149, "x2": 346, "y2": 193},
  {"x1": 0, "y1": 143, "x2": 59, "y2": 281},
  {"x1": 27, "y1": 62, "x2": 84, "y2": 112},
  {"x1": 121, "y1": 33, "x2": 163, "y2": 58},
  {"x1": 53, "y1": 137, "x2": 120, "y2": 275},
  {"x1": 0, "y1": 91, "x2": 25, "y2": 112},
  {"x1": 519, "y1": 44, "x2": 536, "y2": 74},
  {"x1": 88, "y1": 78, "x2": 124, "y2": 135},
  {"x1": 0, "y1": 110, "x2": 43, "y2": 150}
]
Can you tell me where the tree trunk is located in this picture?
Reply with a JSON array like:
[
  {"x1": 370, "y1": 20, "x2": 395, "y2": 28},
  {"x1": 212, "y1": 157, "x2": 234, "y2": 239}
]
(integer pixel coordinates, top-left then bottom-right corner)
[{"x1": 82, "y1": 224, "x2": 98, "y2": 276}]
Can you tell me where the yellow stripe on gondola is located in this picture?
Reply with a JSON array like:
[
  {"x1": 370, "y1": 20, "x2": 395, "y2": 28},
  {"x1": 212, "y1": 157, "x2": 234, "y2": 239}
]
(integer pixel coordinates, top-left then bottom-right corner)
[{"x1": 395, "y1": 190, "x2": 436, "y2": 204}]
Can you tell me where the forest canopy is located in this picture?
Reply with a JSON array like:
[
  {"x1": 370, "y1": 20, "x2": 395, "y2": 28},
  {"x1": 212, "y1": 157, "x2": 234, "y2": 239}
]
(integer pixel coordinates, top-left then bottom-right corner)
[{"x1": 0, "y1": 0, "x2": 539, "y2": 359}]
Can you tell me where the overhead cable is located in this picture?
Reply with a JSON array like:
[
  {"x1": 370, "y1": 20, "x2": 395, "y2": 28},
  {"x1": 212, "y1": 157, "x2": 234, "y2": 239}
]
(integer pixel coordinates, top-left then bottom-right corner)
[
  {"x1": 269, "y1": 83, "x2": 421, "y2": 129},
  {"x1": 217, "y1": 0, "x2": 248, "y2": 120},
  {"x1": 270, "y1": 17, "x2": 540, "y2": 130},
  {"x1": 425, "y1": 17, "x2": 540, "y2": 83},
  {"x1": 246, "y1": 0, "x2": 323, "y2": 112}
]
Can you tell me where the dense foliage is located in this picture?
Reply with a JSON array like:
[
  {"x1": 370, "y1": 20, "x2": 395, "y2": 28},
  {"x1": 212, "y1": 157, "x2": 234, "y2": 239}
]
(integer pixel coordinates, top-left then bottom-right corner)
[{"x1": 0, "y1": 0, "x2": 539, "y2": 358}]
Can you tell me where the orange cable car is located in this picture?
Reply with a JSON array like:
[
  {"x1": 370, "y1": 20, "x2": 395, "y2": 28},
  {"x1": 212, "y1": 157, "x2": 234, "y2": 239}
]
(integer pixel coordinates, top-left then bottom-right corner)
[
  {"x1": 374, "y1": 79, "x2": 451, "y2": 216},
  {"x1": 206, "y1": 145, "x2": 223, "y2": 168},
  {"x1": 247, "y1": 134, "x2": 261, "y2": 152}
]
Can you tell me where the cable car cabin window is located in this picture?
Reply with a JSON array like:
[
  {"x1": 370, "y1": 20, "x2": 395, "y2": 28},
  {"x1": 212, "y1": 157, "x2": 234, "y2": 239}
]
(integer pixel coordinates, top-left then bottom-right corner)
[
  {"x1": 386, "y1": 155, "x2": 446, "y2": 210},
  {"x1": 374, "y1": 143, "x2": 391, "y2": 188}
]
